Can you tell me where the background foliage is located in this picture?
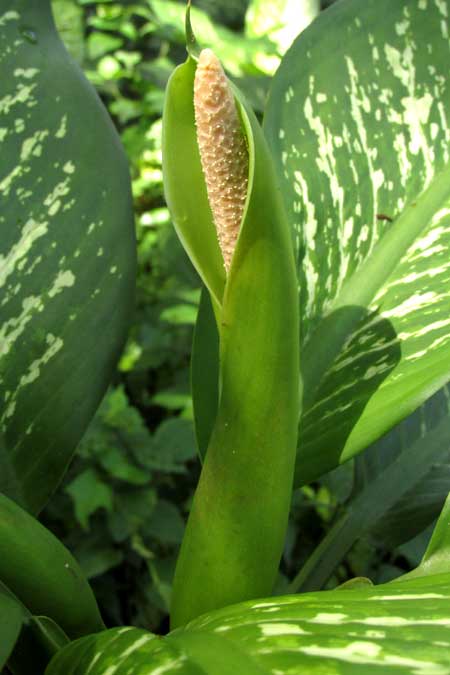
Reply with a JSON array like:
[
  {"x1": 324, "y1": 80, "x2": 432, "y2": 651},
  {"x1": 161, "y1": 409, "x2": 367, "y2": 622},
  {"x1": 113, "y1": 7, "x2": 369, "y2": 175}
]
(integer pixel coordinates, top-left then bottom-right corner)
[{"x1": 42, "y1": 0, "x2": 449, "y2": 634}]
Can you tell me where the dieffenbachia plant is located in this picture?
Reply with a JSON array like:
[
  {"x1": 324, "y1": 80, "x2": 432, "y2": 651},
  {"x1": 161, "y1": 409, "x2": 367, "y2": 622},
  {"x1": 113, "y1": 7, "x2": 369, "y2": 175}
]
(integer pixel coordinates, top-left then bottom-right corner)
[{"x1": 4, "y1": 0, "x2": 450, "y2": 673}]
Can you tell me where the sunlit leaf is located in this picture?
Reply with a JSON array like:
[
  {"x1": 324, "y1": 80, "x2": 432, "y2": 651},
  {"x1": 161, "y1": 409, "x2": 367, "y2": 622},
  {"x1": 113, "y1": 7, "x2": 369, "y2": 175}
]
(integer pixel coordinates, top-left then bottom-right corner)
[
  {"x1": 264, "y1": 0, "x2": 450, "y2": 484},
  {"x1": 51, "y1": 0, "x2": 84, "y2": 64},
  {"x1": 0, "y1": 1, "x2": 136, "y2": 512},
  {"x1": 47, "y1": 571, "x2": 450, "y2": 674},
  {"x1": 246, "y1": 0, "x2": 320, "y2": 72}
]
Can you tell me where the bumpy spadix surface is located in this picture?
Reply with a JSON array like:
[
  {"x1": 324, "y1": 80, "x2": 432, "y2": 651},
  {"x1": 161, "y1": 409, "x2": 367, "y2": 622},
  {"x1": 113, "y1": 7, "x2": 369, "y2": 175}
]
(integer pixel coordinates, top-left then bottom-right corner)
[{"x1": 194, "y1": 49, "x2": 248, "y2": 271}]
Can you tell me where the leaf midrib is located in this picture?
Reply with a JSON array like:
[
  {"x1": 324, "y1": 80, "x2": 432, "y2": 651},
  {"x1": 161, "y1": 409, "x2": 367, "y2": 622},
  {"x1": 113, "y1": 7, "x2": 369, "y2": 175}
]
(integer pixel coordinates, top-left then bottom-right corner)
[
  {"x1": 301, "y1": 161, "x2": 450, "y2": 406},
  {"x1": 332, "y1": 169, "x2": 450, "y2": 311}
]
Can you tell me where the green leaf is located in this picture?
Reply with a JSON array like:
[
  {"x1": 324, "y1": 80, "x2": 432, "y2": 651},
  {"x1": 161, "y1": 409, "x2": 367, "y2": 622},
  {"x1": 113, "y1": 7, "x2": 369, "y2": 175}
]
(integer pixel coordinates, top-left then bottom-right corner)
[
  {"x1": 145, "y1": 499, "x2": 185, "y2": 545},
  {"x1": 0, "y1": 580, "x2": 70, "y2": 675},
  {"x1": 31, "y1": 617, "x2": 70, "y2": 652},
  {"x1": 246, "y1": 0, "x2": 320, "y2": 68},
  {"x1": 0, "y1": 493, "x2": 104, "y2": 639},
  {"x1": 8, "y1": 615, "x2": 69, "y2": 675},
  {"x1": 151, "y1": 418, "x2": 197, "y2": 469},
  {"x1": 362, "y1": 384, "x2": 450, "y2": 548},
  {"x1": 0, "y1": 588, "x2": 23, "y2": 670},
  {"x1": 159, "y1": 303, "x2": 198, "y2": 325},
  {"x1": 87, "y1": 32, "x2": 123, "y2": 60},
  {"x1": 0, "y1": 1, "x2": 136, "y2": 513},
  {"x1": 398, "y1": 490, "x2": 450, "y2": 582},
  {"x1": 70, "y1": 536, "x2": 123, "y2": 580},
  {"x1": 97, "y1": 447, "x2": 150, "y2": 485},
  {"x1": 151, "y1": 0, "x2": 276, "y2": 77},
  {"x1": 66, "y1": 469, "x2": 114, "y2": 530},
  {"x1": 51, "y1": 0, "x2": 84, "y2": 63},
  {"x1": 264, "y1": 0, "x2": 450, "y2": 484},
  {"x1": 0, "y1": 433, "x2": 24, "y2": 506},
  {"x1": 46, "y1": 572, "x2": 450, "y2": 674}
]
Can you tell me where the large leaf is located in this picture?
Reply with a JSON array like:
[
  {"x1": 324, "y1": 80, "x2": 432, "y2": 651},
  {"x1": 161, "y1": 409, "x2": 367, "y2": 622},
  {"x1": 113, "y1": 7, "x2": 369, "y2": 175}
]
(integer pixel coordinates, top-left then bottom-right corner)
[
  {"x1": 0, "y1": 1, "x2": 136, "y2": 512},
  {"x1": 0, "y1": 493, "x2": 104, "y2": 639},
  {"x1": 264, "y1": 0, "x2": 450, "y2": 484},
  {"x1": 46, "y1": 572, "x2": 450, "y2": 673}
]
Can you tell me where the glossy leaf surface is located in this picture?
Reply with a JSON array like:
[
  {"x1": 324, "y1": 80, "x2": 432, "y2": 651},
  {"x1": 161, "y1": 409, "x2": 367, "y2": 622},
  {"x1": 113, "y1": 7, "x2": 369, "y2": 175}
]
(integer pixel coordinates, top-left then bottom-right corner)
[
  {"x1": 0, "y1": 1, "x2": 136, "y2": 512},
  {"x1": 47, "y1": 572, "x2": 450, "y2": 674},
  {"x1": 264, "y1": 0, "x2": 450, "y2": 484},
  {"x1": 0, "y1": 493, "x2": 104, "y2": 639}
]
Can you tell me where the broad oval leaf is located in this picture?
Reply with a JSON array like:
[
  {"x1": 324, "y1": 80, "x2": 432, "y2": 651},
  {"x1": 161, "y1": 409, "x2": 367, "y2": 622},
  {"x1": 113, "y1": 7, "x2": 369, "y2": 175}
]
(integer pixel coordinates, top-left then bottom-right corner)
[
  {"x1": 46, "y1": 573, "x2": 450, "y2": 674},
  {"x1": 264, "y1": 0, "x2": 450, "y2": 484},
  {"x1": 0, "y1": 1, "x2": 136, "y2": 512}
]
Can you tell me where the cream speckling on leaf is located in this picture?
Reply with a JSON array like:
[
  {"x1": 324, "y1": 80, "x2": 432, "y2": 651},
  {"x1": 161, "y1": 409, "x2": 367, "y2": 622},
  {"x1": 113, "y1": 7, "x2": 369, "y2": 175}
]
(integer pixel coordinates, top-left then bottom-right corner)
[{"x1": 194, "y1": 48, "x2": 249, "y2": 272}]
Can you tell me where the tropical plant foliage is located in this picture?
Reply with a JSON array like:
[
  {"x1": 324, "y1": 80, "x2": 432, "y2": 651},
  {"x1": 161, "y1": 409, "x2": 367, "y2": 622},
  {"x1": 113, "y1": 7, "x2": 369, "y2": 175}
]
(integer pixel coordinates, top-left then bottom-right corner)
[{"x1": 3, "y1": 0, "x2": 450, "y2": 673}]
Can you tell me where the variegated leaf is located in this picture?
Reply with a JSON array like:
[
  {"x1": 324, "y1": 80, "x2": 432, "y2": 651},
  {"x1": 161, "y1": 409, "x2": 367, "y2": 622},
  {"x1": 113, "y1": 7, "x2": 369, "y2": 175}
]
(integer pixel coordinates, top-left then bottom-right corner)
[
  {"x1": 46, "y1": 573, "x2": 450, "y2": 674},
  {"x1": 0, "y1": 1, "x2": 135, "y2": 512},
  {"x1": 264, "y1": 0, "x2": 450, "y2": 484}
]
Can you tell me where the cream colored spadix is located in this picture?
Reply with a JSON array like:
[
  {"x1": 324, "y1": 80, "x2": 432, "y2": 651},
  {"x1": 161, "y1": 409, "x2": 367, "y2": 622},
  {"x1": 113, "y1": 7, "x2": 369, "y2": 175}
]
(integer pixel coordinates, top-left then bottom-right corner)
[{"x1": 194, "y1": 49, "x2": 249, "y2": 272}]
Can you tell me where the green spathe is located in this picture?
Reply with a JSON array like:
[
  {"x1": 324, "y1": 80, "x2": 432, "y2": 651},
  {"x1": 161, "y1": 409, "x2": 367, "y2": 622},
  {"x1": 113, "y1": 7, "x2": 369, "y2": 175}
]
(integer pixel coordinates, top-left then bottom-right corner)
[{"x1": 163, "y1": 52, "x2": 300, "y2": 628}]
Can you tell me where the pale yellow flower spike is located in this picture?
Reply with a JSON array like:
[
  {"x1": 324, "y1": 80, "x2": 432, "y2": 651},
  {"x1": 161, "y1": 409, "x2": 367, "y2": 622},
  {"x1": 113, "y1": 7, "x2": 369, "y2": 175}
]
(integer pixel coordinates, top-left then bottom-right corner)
[{"x1": 194, "y1": 49, "x2": 249, "y2": 272}]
